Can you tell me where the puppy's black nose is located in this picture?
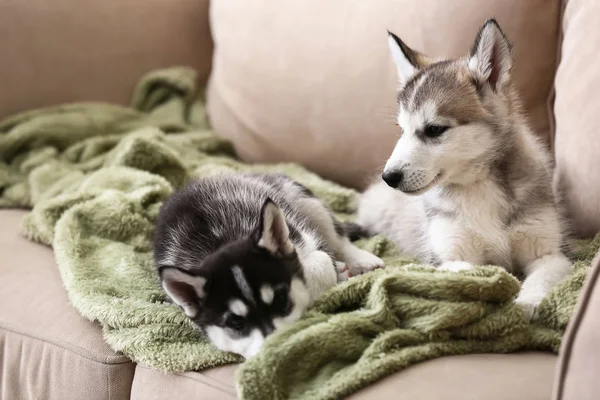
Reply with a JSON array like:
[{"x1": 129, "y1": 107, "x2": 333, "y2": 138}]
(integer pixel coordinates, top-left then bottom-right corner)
[{"x1": 382, "y1": 170, "x2": 403, "y2": 188}]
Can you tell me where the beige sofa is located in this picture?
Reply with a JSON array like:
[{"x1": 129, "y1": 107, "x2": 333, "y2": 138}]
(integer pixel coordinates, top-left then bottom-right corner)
[{"x1": 1, "y1": 1, "x2": 599, "y2": 399}]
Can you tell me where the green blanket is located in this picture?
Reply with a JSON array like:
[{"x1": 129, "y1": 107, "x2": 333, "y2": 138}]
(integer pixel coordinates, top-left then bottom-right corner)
[{"x1": 1, "y1": 67, "x2": 598, "y2": 400}]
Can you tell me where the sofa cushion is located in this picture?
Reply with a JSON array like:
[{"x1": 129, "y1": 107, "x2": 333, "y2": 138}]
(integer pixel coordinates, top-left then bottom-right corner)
[
  {"x1": 131, "y1": 365, "x2": 238, "y2": 400},
  {"x1": 553, "y1": 0, "x2": 600, "y2": 238},
  {"x1": 0, "y1": 0, "x2": 212, "y2": 120},
  {"x1": 130, "y1": 353, "x2": 556, "y2": 400},
  {"x1": 553, "y1": 250, "x2": 600, "y2": 400},
  {"x1": 207, "y1": 0, "x2": 561, "y2": 188},
  {"x1": 0, "y1": 210, "x2": 135, "y2": 400}
]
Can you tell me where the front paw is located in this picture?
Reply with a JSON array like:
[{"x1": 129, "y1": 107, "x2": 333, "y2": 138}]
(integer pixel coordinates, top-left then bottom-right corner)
[
  {"x1": 346, "y1": 249, "x2": 384, "y2": 276},
  {"x1": 334, "y1": 261, "x2": 352, "y2": 282},
  {"x1": 515, "y1": 291, "x2": 545, "y2": 321},
  {"x1": 438, "y1": 261, "x2": 474, "y2": 272}
]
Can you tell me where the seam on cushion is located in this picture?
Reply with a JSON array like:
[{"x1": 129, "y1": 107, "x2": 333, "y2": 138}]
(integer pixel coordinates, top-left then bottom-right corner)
[
  {"x1": 136, "y1": 364, "x2": 237, "y2": 396},
  {"x1": 547, "y1": 0, "x2": 568, "y2": 153},
  {"x1": 0, "y1": 323, "x2": 131, "y2": 365},
  {"x1": 553, "y1": 250, "x2": 600, "y2": 400},
  {"x1": 107, "y1": 367, "x2": 111, "y2": 400}
]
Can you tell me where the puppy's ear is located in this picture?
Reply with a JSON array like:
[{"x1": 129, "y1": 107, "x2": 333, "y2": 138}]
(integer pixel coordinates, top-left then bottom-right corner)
[
  {"x1": 387, "y1": 30, "x2": 431, "y2": 86},
  {"x1": 468, "y1": 19, "x2": 513, "y2": 91},
  {"x1": 159, "y1": 267, "x2": 206, "y2": 318},
  {"x1": 254, "y1": 198, "x2": 294, "y2": 256}
]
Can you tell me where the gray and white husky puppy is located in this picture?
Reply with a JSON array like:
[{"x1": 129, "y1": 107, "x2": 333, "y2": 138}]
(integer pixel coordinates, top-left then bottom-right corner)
[
  {"x1": 358, "y1": 19, "x2": 572, "y2": 319},
  {"x1": 154, "y1": 173, "x2": 383, "y2": 358}
]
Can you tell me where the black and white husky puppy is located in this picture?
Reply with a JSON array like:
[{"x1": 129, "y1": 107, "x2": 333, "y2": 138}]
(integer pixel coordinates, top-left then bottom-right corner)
[{"x1": 154, "y1": 173, "x2": 383, "y2": 358}]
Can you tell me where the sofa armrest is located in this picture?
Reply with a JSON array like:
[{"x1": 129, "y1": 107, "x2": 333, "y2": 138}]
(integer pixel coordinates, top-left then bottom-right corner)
[{"x1": 553, "y1": 249, "x2": 600, "y2": 400}]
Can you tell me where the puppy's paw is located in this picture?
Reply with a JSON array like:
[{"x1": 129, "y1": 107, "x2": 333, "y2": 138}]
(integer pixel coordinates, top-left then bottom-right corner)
[
  {"x1": 438, "y1": 261, "x2": 474, "y2": 272},
  {"x1": 334, "y1": 261, "x2": 352, "y2": 282},
  {"x1": 515, "y1": 291, "x2": 545, "y2": 321},
  {"x1": 346, "y1": 249, "x2": 384, "y2": 276}
]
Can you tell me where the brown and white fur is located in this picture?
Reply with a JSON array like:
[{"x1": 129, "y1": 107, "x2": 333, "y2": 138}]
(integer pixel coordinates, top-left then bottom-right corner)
[{"x1": 358, "y1": 19, "x2": 572, "y2": 320}]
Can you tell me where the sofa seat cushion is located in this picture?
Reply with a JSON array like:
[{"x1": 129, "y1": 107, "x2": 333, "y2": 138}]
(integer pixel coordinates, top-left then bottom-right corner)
[
  {"x1": 131, "y1": 365, "x2": 238, "y2": 400},
  {"x1": 0, "y1": 210, "x2": 135, "y2": 400},
  {"x1": 131, "y1": 353, "x2": 556, "y2": 400}
]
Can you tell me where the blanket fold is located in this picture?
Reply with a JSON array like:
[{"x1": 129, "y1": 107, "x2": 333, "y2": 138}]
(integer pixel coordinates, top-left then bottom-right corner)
[{"x1": 1, "y1": 66, "x2": 598, "y2": 400}]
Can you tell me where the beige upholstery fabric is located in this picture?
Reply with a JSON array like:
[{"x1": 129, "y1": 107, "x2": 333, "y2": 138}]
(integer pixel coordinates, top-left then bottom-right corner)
[
  {"x1": 131, "y1": 365, "x2": 238, "y2": 400},
  {"x1": 349, "y1": 353, "x2": 556, "y2": 400},
  {"x1": 553, "y1": 251, "x2": 600, "y2": 400},
  {"x1": 207, "y1": 0, "x2": 561, "y2": 188},
  {"x1": 0, "y1": 210, "x2": 135, "y2": 400},
  {"x1": 0, "y1": 209, "x2": 560, "y2": 400},
  {"x1": 553, "y1": 0, "x2": 600, "y2": 238},
  {"x1": 0, "y1": 0, "x2": 213, "y2": 120},
  {"x1": 131, "y1": 353, "x2": 556, "y2": 400}
]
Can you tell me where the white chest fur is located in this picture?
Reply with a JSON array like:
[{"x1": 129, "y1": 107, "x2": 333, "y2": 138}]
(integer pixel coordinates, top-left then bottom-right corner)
[{"x1": 424, "y1": 181, "x2": 513, "y2": 269}]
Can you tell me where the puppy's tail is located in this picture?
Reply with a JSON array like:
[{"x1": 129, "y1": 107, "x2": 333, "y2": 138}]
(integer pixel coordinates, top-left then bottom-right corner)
[{"x1": 339, "y1": 222, "x2": 372, "y2": 241}]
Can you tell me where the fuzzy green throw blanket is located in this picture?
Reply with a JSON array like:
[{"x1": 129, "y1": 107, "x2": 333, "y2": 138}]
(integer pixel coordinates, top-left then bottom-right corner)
[{"x1": 1, "y1": 67, "x2": 598, "y2": 400}]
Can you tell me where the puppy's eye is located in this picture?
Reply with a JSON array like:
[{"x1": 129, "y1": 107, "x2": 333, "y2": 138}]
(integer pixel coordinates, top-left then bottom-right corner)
[
  {"x1": 424, "y1": 125, "x2": 449, "y2": 138},
  {"x1": 224, "y1": 314, "x2": 246, "y2": 331}
]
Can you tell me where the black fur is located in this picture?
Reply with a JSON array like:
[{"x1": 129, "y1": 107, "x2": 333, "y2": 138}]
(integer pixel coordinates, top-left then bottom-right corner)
[
  {"x1": 340, "y1": 222, "x2": 371, "y2": 241},
  {"x1": 153, "y1": 173, "x2": 334, "y2": 352}
]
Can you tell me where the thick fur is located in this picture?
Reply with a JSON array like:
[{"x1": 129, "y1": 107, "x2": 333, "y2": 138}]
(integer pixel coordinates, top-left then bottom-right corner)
[
  {"x1": 154, "y1": 173, "x2": 383, "y2": 358},
  {"x1": 358, "y1": 19, "x2": 572, "y2": 320}
]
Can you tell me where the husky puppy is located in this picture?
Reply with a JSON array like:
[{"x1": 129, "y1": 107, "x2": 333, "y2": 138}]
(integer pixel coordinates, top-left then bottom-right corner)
[
  {"x1": 358, "y1": 19, "x2": 572, "y2": 319},
  {"x1": 154, "y1": 173, "x2": 383, "y2": 358}
]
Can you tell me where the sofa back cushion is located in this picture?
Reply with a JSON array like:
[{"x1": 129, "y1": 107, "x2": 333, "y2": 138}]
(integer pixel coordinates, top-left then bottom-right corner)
[
  {"x1": 553, "y1": 0, "x2": 600, "y2": 238},
  {"x1": 207, "y1": 0, "x2": 561, "y2": 188},
  {"x1": 0, "y1": 0, "x2": 212, "y2": 120}
]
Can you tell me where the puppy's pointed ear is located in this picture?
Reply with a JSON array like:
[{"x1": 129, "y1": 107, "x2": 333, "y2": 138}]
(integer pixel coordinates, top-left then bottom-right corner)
[
  {"x1": 159, "y1": 267, "x2": 206, "y2": 318},
  {"x1": 387, "y1": 30, "x2": 430, "y2": 86},
  {"x1": 254, "y1": 198, "x2": 294, "y2": 256},
  {"x1": 468, "y1": 19, "x2": 513, "y2": 91}
]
